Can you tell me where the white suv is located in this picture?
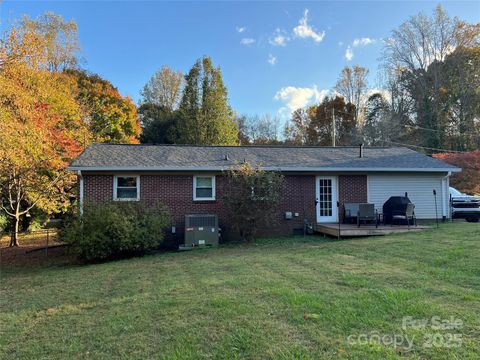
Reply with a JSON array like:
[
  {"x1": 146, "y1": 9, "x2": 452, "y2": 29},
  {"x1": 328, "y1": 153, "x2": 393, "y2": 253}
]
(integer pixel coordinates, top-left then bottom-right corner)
[{"x1": 449, "y1": 187, "x2": 480, "y2": 223}]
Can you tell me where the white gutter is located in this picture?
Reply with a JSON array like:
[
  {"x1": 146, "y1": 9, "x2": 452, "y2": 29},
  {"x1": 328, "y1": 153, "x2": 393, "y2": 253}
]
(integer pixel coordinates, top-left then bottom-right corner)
[
  {"x1": 77, "y1": 170, "x2": 84, "y2": 215},
  {"x1": 67, "y1": 166, "x2": 462, "y2": 173}
]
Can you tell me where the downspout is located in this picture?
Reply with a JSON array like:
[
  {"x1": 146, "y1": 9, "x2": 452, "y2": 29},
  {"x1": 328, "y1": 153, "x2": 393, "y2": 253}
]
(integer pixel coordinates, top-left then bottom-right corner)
[
  {"x1": 77, "y1": 170, "x2": 84, "y2": 215},
  {"x1": 441, "y1": 172, "x2": 451, "y2": 220}
]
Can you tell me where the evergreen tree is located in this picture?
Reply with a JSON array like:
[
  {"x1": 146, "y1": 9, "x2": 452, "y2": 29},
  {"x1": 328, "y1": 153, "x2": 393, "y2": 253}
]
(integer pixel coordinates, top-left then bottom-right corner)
[
  {"x1": 177, "y1": 57, "x2": 238, "y2": 145},
  {"x1": 363, "y1": 93, "x2": 390, "y2": 146},
  {"x1": 139, "y1": 103, "x2": 177, "y2": 144}
]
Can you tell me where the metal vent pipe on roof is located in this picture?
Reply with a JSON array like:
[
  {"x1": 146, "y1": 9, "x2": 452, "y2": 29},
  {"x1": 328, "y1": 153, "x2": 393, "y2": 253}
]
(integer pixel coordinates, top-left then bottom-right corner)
[{"x1": 359, "y1": 144, "x2": 364, "y2": 158}]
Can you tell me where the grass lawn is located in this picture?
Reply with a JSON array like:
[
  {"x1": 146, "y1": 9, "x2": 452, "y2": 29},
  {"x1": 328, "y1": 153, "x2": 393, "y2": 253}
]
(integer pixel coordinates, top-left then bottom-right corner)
[{"x1": 1, "y1": 223, "x2": 479, "y2": 359}]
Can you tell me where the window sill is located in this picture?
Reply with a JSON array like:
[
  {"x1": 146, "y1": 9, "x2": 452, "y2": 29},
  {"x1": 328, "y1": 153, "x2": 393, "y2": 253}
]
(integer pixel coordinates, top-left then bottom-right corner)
[{"x1": 113, "y1": 198, "x2": 140, "y2": 202}]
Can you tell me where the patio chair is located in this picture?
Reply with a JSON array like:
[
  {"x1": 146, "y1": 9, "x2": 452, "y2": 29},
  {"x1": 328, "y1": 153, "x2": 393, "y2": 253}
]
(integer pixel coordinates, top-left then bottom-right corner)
[
  {"x1": 392, "y1": 203, "x2": 417, "y2": 228},
  {"x1": 357, "y1": 203, "x2": 378, "y2": 228},
  {"x1": 344, "y1": 203, "x2": 360, "y2": 224}
]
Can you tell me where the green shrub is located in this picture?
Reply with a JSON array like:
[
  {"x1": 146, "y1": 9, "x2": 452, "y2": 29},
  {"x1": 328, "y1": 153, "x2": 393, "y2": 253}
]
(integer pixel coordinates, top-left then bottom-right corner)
[
  {"x1": 223, "y1": 163, "x2": 284, "y2": 242},
  {"x1": 61, "y1": 201, "x2": 171, "y2": 261},
  {"x1": 0, "y1": 213, "x2": 8, "y2": 234},
  {"x1": 27, "y1": 211, "x2": 49, "y2": 231}
]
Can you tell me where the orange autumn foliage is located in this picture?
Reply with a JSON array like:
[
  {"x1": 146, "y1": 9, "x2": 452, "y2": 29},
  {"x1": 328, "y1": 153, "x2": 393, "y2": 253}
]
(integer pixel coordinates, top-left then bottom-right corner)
[{"x1": 433, "y1": 150, "x2": 480, "y2": 195}]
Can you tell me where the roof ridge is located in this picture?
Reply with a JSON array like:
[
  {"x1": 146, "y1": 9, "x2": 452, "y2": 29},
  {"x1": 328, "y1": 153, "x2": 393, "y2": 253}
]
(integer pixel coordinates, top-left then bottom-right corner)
[{"x1": 91, "y1": 143, "x2": 397, "y2": 150}]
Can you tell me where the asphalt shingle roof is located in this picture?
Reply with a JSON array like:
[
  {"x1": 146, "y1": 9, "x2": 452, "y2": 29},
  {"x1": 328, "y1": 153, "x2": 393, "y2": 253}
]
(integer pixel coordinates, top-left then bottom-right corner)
[{"x1": 68, "y1": 144, "x2": 460, "y2": 172}]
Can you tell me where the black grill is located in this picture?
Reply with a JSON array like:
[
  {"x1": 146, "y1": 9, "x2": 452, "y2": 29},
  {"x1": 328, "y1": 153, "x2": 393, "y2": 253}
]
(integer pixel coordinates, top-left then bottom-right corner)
[{"x1": 383, "y1": 196, "x2": 412, "y2": 224}]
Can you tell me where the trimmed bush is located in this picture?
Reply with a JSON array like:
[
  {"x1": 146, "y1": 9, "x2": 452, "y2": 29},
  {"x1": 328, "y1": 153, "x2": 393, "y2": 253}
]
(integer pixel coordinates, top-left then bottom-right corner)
[{"x1": 61, "y1": 201, "x2": 171, "y2": 261}]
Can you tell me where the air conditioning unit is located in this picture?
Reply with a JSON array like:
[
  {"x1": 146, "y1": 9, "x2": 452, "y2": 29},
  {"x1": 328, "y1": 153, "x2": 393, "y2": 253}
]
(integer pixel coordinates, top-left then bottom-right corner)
[{"x1": 184, "y1": 214, "x2": 219, "y2": 247}]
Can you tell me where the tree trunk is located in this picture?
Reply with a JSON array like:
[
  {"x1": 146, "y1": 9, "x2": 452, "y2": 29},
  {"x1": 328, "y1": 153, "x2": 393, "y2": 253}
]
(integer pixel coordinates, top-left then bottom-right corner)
[{"x1": 9, "y1": 217, "x2": 20, "y2": 247}]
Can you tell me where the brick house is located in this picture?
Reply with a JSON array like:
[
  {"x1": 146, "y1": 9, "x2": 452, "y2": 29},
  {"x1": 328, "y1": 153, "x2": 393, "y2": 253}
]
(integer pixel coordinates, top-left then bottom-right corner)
[{"x1": 69, "y1": 144, "x2": 460, "y2": 243}]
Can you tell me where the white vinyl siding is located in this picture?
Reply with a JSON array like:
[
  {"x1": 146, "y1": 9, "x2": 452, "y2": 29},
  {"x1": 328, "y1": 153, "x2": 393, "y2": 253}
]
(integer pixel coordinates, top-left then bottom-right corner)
[{"x1": 368, "y1": 174, "x2": 446, "y2": 219}]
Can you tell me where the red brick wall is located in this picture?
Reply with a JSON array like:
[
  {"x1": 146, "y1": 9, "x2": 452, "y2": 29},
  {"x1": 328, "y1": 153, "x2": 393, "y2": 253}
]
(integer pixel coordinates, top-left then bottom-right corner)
[
  {"x1": 84, "y1": 175, "x2": 113, "y2": 202},
  {"x1": 338, "y1": 175, "x2": 368, "y2": 222},
  {"x1": 141, "y1": 175, "x2": 228, "y2": 241},
  {"x1": 81, "y1": 173, "x2": 366, "y2": 242},
  {"x1": 140, "y1": 174, "x2": 317, "y2": 240},
  {"x1": 276, "y1": 175, "x2": 316, "y2": 235}
]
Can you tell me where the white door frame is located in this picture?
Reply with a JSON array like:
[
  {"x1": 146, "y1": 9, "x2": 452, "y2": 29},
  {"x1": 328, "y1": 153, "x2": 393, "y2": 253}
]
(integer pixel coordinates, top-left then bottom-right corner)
[{"x1": 316, "y1": 176, "x2": 338, "y2": 223}]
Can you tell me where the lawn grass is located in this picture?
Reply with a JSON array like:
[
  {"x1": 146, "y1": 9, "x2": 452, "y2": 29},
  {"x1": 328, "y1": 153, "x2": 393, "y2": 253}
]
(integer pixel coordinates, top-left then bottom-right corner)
[{"x1": 1, "y1": 222, "x2": 479, "y2": 359}]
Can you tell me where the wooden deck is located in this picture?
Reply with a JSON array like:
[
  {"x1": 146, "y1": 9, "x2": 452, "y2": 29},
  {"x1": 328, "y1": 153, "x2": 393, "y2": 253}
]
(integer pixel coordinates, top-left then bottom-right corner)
[{"x1": 315, "y1": 223, "x2": 430, "y2": 238}]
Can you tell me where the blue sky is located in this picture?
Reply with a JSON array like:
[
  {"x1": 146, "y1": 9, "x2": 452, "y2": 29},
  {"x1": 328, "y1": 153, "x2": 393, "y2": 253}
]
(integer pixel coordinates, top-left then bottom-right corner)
[{"x1": 1, "y1": 1, "x2": 479, "y2": 118}]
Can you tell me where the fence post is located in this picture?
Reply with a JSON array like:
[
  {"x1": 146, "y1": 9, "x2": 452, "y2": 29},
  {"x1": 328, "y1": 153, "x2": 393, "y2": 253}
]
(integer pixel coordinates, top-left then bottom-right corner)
[{"x1": 46, "y1": 229, "x2": 49, "y2": 256}]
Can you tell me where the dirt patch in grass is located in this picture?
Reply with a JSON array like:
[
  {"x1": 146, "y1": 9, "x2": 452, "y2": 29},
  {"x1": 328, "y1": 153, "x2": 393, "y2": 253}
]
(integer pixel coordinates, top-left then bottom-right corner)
[{"x1": 0, "y1": 233, "x2": 75, "y2": 267}]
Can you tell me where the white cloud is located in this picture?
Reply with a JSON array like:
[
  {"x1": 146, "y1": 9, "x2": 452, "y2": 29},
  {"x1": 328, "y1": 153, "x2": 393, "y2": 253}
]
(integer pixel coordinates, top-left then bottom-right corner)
[
  {"x1": 267, "y1": 54, "x2": 277, "y2": 65},
  {"x1": 293, "y1": 9, "x2": 325, "y2": 43},
  {"x1": 345, "y1": 46, "x2": 354, "y2": 61},
  {"x1": 274, "y1": 85, "x2": 329, "y2": 114},
  {"x1": 269, "y1": 28, "x2": 289, "y2": 47},
  {"x1": 236, "y1": 26, "x2": 246, "y2": 33},
  {"x1": 353, "y1": 37, "x2": 375, "y2": 47},
  {"x1": 240, "y1": 38, "x2": 255, "y2": 46}
]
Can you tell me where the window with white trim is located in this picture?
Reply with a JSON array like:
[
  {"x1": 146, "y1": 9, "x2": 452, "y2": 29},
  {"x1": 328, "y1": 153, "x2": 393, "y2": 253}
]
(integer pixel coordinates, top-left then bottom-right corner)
[
  {"x1": 193, "y1": 175, "x2": 215, "y2": 201},
  {"x1": 114, "y1": 176, "x2": 140, "y2": 201}
]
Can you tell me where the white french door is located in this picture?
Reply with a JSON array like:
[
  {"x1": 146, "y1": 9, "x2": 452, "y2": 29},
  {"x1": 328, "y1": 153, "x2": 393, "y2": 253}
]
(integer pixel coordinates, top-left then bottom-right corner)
[{"x1": 316, "y1": 176, "x2": 338, "y2": 223}]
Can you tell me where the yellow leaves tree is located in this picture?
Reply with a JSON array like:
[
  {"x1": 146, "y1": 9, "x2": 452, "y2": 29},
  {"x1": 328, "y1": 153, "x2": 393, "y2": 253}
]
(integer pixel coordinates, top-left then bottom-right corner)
[
  {"x1": 0, "y1": 13, "x2": 141, "y2": 246},
  {"x1": 1, "y1": 12, "x2": 79, "y2": 72},
  {"x1": 0, "y1": 62, "x2": 86, "y2": 246},
  {"x1": 0, "y1": 12, "x2": 140, "y2": 245}
]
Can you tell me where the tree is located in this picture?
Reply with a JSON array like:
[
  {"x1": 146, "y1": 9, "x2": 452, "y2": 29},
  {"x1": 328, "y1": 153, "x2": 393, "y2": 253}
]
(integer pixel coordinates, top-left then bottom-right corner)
[
  {"x1": 0, "y1": 63, "x2": 85, "y2": 246},
  {"x1": 384, "y1": 6, "x2": 477, "y2": 73},
  {"x1": 382, "y1": 5, "x2": 480, "y2": 150},
  {"x1": 439, "y1": 47, "x2": 480, "y2": 151},
  {"x1": 65, "y1": 69, "x2": 141, "y2": 144},
  {"x1": 0, "y1": 14, "x2": 87, "y2": 245},
  {"x1": 433, "y1": 150, "x2": 480, "y2": 195},
  {"x1": 0, "y1": 118, "x2": 73, "y2": 246},
  {"x1": 223, "y1": 164, "x2": 284, "y2": 242},
  {"x1": 305, "y1": 96, "x2": 358, "y2": 146},
  {"x1": 177, "y1": 56, "x2": 238, "y2": 145},
  {"x1": 235, "y1": 115, "x2": 250, "y2": 145},
  {"x1": 363, "y1": 93, "x2": 394, "y2": 146},
  {"x1": 237, "y1": 114, "x2": 282, "y2": 145},
  {"x1": 0, "y1": 11, "x2": 141, "y2": 246},
  {"x1": 334, "y1": 65, "x2": 369, "y2": 124},
  {"x1": 139, "y1": 103, "x2": 177, "y2": 144},
  {"x1": 4, "y1": 12, "x2": 80, "y2": 72},
  {"x1": 284, "y1": 108, "x2": 311, "y2": 145},
  {"x1": 140, "y1": 66, "x2": 183, "y2": 112}
]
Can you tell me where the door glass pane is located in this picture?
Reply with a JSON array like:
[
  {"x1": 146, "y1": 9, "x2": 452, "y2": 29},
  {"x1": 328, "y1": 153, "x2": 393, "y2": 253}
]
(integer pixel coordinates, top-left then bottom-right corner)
[{"x1": 319, "y1": 179, "x2": 333, "y2": 217}]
